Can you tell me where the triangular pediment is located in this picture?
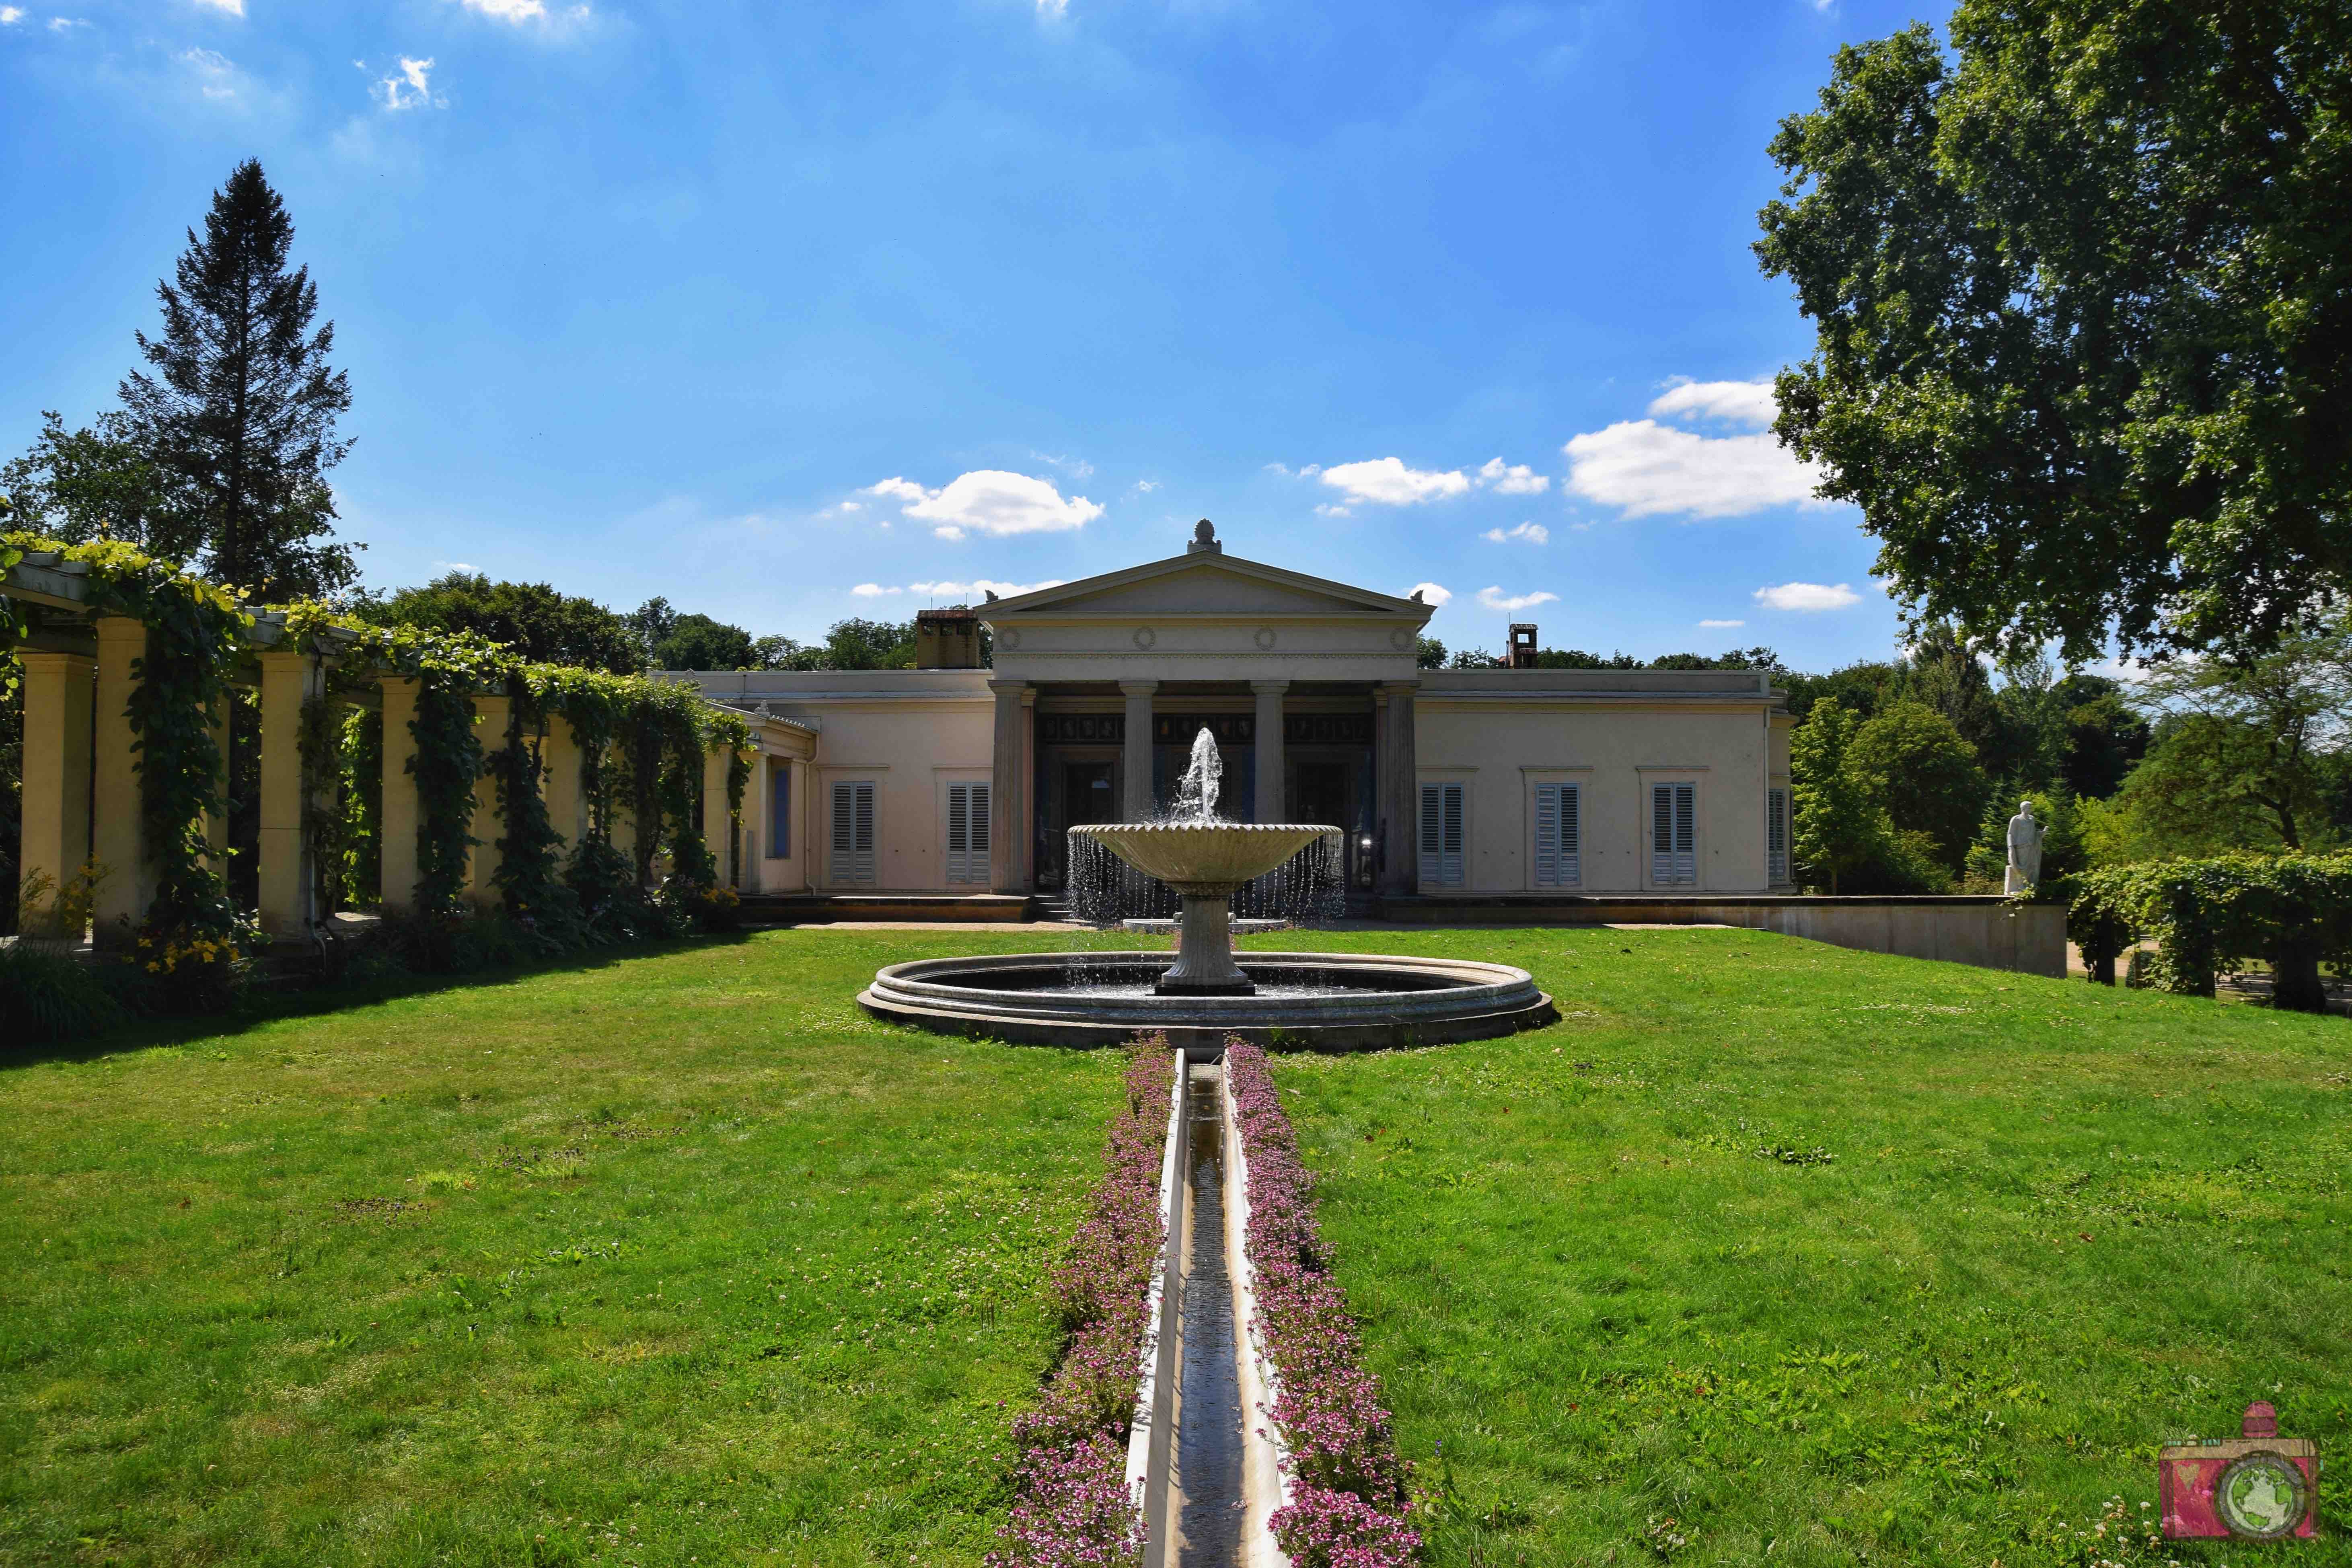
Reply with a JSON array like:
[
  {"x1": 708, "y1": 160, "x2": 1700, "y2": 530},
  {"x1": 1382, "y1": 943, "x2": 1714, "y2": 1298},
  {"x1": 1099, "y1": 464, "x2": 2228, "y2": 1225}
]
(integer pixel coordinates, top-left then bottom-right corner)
[{"x1": 986, "y1": 551, "x2": 1426, "y2": 621}]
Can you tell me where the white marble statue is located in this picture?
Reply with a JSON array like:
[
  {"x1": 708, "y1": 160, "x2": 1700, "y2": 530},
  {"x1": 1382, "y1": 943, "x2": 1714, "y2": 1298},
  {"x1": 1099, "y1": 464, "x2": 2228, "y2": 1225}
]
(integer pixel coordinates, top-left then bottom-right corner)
[{"x1": 2005, "y1": 800, "x2": 2044, "y2": 894}]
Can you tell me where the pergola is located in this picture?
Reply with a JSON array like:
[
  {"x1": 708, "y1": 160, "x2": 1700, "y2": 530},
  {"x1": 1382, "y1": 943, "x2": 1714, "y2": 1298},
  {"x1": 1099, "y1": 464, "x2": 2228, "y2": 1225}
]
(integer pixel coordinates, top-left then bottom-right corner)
[{"x1": 4, "y1": 545, "x2": 772, "y2": 942}]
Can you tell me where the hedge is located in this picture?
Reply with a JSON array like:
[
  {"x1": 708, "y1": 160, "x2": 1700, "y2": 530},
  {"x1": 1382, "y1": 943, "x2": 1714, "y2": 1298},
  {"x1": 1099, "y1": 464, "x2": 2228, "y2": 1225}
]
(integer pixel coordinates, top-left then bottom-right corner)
[{"x1": 2049, "y1": 852, "x2": 2352, "y2": 1012}]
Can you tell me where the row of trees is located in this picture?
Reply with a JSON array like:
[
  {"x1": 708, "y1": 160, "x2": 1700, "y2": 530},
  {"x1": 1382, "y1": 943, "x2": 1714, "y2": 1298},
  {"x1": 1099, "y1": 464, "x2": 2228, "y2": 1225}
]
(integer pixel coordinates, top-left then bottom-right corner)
[
  {"x1": 348, "y1": 573, "x2": 922, "y2": 676},
  {"x1": 1785, "y1": 619, "x2": 2352, "y2": 894}
]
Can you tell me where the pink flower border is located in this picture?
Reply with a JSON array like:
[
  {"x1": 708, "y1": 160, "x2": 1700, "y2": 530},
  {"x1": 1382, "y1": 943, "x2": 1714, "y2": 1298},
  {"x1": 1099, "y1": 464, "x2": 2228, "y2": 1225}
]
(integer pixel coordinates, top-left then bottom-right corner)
[
  {"x1": 1225, "y1": 1040, "x2": 1423, "y2": 1568},
  {"x1": 990, "y1": 1040, "x2": 1173, "y2": 1568}
]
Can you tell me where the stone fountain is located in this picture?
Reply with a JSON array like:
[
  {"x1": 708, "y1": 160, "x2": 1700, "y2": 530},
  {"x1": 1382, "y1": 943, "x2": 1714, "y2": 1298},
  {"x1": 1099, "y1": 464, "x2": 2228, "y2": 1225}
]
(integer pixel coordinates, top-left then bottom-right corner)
[{"x1": 859, "y1": 729, "x2": 1555, "y2": 1048}]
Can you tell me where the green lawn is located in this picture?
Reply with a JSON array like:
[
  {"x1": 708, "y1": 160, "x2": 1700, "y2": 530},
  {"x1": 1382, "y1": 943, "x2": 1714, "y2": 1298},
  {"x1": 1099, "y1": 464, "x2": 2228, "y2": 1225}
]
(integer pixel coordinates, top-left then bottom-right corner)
[
  {"x1": 3, "y1": 926, "x2": 2348, "y2": 1568},
  {"x1": 0, "y1": 931, "x2": 1170, "y2": 1568},
  {"x1": 1271, "y1": 927, "x2": 2352, "y2": 1567}
]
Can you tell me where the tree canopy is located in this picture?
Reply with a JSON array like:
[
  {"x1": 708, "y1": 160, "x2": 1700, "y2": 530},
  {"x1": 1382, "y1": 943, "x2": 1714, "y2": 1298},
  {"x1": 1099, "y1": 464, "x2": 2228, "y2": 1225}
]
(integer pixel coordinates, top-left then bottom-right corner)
[
  {"x1": 1756, "y1": 4, "x2": 2352, "y2": 660},
  {"x1": 354, "y1": 573, "x2": 644, "y2": 675},
  {"x1": 119, "y1": 159, "x2": 358, "y2": 602}
]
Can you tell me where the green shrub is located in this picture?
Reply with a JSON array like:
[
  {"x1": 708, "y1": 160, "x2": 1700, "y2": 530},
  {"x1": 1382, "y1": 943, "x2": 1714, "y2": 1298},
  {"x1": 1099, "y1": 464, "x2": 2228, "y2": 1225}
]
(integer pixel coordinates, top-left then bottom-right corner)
[
  {"x1": 2053, "y1": 852, "x2": 2352, "y2": 1011},
  {"x1": 0, "y1": 943, "x2": 127, "y2": 1046}
]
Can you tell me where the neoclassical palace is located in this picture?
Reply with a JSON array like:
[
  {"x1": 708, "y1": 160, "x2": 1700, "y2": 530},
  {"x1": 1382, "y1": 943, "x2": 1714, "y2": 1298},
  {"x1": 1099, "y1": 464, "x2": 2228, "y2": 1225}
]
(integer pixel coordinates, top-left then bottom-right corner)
[{"x1": 681, "y1": 524, "x2": 1798, "y2": 903}]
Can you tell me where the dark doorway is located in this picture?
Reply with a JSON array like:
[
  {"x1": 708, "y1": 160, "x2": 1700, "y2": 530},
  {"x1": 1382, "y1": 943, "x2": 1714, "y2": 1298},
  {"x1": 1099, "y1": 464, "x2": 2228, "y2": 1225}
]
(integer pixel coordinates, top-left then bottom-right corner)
[
  {"x1": 1065, "y1": 761, "x2": 1117, "y2": 825},
  {"x1": 1293, "y1": 761, "x2": 1348, "y2": 829}
]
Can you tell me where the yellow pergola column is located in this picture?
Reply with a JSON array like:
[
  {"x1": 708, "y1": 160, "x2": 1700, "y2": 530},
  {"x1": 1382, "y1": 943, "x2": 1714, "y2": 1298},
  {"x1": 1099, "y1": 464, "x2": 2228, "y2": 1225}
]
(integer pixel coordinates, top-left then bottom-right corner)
[
  {"x1": 467, "y1": 693, "x2": 512, "y2": 908},
  {"x1": 256, "y1": 650, "x2": 327, "y2": 937},
  {"x1": 702, "y1": 745, "x2": 736, "y2": 887},
  {"x1": 16, "y1": 651, "x2": 95, "y2": 926},
  {"x1": 542, "y1": 715, "x2": 584, "y2": 854},
  {"x1": 201, "y1": 699, "x2": 232, "y2": 872},
  {"x1": 379, "y1": 677, "x2": 421, "y2": 913},
  {"x1": 91, "y1": 617, "x2": 154, "y2": 937}
]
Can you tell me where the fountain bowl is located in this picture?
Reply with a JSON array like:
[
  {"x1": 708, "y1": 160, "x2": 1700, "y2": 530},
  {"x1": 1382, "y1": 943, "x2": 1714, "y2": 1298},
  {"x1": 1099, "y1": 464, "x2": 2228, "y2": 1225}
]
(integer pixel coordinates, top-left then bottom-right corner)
[
  {"x1": 857, "y1": 950, "x2": 1556, "y2": 1050},
  {"x1": 1071, "y1": 821, "x2": 1335, "y2": 894}
]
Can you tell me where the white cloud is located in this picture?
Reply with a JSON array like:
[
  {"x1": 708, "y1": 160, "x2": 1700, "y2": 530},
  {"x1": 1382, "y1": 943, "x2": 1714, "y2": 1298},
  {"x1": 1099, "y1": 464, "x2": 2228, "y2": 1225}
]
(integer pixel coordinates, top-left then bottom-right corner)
[
  {"x1": 374, "y1": 55, "x2": 440, "y2": 110},
  {"x1": 191, "y1": 0, "x2": 243, "y2": 11},
  {"x1": 1476, "y1": 586, "x2": 1559, "y2": 614},
  {"x1": 179, "y1": 46, "x2": 237, "y2": 97},
  {"x1": 1264, "y1": 461, "x2": 1322, "y2": 479},
  {"x1": 1476, "y1": 457, "x2": 1551, "y2": 495},
  {"x1": 1319, "y1": 457, "x2": 1472, "y2": 506},
  {"x1": 1036, "y1": 0, "x2": 1069, "y2": 16},
  {"x1": 897, "y1": 470, "x2": 1102, "y2": 538},
  {"x1": 837, "y1": 500, "x2": 861, "y2": 512},
  {"x1": 863, "y1": 477, "x2": 933, "y2": 504},
  {"x1": 1481, "y1": 521, "x2": 1549, "y2": 545},
  {"x1": 1411, "y1": 582, "x2": 1453, "y2": 606},
  {"x1": 1135, "y1": 479, "x2": 1160, "y2": 493},
  {"x1": 455, "y1": 0, "x2": 546, "y2": 18},
  {"x1": 855, "y1": 578, "x2": 1066, "y2": 601},
  {"x1": 1032, "y1": 451, "x2": 1094, "y2": 482},
  {"x1": 1313, "y1": 503, "x2": 1352, "y2": 519},
  {"x1": 0, "y1": 9, "x2": 23, "y2": 23},
  {"x1": 1647, "y1": 378, "x2": 1778, "y2": 427},
  {"x1": 1698, "y1": 618, "x2": 1746, "y2": 629},
  {"x1": 47, "y1": 14, "x2": 86, "y2": 29},
  {"x1": 1753, "y1": 581, "x2": 1860, "y2": 612},
  {"x1": 1563, "y1": 420, "x2": 1824, "y2": 519}
]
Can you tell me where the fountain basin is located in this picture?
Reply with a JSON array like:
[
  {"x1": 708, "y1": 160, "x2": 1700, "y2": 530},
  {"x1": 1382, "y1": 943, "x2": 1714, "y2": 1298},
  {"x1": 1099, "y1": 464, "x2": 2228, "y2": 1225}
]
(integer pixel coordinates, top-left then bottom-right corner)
[
  {"x1": 857, "y1": 951, "x2": 1555, "y2": 1050},
  {"x1": 1070, "y1": 822, "x2": 1334, "y2": 894}
]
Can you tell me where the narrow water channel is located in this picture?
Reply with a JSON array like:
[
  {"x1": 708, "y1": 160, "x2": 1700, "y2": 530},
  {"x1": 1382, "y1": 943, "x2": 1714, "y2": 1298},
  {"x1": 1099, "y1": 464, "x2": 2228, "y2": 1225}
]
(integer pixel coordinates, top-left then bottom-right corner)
[{"x1": 1174, "y1": 1060, "x2": 1245, "y2": 1566}]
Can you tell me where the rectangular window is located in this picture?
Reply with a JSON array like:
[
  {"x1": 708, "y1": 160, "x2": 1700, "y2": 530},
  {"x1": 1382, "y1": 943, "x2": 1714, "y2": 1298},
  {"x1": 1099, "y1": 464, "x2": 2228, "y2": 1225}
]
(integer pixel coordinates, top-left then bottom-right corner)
[
  {"x1": 1650, "y1": 781, "x2": 1696, "y2": 886},
  {"x1": 1418, "y1": 781, "x2": 1464, "y2": 888},
  {"x1": 830, "y1": 780, "x2": 876, "y2": 886},
  {"x1": 1532, "y1": 783, "x2": 1580, "y2": 887},
  {"x1": 1767, "y1": 787, "x2": 1788, "y2": 884},
  {"x1": 769, "y1": 763, "x2": 792, "y2": 859},
  {"x1": 945, "y1": 781, "x2": 991, "y2": 884}
]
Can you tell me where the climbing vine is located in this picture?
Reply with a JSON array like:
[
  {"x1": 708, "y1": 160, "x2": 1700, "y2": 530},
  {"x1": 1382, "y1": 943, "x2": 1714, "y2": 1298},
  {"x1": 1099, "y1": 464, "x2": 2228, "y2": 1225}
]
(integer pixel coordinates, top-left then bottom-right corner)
[{"x1": 4, "y1": 533, "x2": 756, "y2": 978}]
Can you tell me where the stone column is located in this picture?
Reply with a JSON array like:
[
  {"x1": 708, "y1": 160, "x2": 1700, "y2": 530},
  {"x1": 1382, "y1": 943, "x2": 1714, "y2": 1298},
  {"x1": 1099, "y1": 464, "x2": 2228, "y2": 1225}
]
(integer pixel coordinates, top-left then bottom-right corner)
[
  {"x1": 1018, "y1": 685, "x2": 1038, "y2": 892},
  {"x1": 1121, "y1": 679, "x2": 1158, "y2": 820},
  {"x1": 467, "y1": 693, "x2": 512, "y2": 908},
  {"x1": 989, "y1": 679, "x2": 1026, "y2": 893},
  {"x1": 16, "y1": 651, "x2": 94, "y2": 925},
  {"x1": 257, "y1": 649, "x2": 328, "y2": 937},
  {"x1": 1377, "y1": 680, "x2": 1419, "y2": 896},
  {"x1": 92, "y1": 617, "x2": 153, "y2": 935},
  {"x1": 541, "y1": 715, "x2": 584, "y2": 853},
  {"x1": 701, "y1": 745, "x2": 736, "y2": 887},
  {"x1": 1252, "y1": 680, "x2": 1289, "y2": 824},
  {"x1": 379, "y1": 677, "x2": 421, "y2": 913}
]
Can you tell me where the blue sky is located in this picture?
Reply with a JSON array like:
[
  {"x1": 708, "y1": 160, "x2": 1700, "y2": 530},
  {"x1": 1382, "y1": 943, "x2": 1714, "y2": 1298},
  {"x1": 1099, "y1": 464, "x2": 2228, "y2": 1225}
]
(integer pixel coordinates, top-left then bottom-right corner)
[{"x1": 5, "y1": 0, "x2": 1932, "y2": 668}]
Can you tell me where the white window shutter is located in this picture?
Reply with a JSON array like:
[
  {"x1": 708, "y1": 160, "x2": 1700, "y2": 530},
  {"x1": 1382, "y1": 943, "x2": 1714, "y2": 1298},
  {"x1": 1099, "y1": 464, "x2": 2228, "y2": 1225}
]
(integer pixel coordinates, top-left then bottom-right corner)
[
  {"x1": 832, "y1": 781, "x2": 876, "y2": 886},
  {"x1": 1532, "y1": 783, "x2": 1579, "y2": 888},
  {"x1": 946, "y1": 782, "x2": 990, "y2": 884},
  {"x1": 1651, "y1": 782, "x2": 1695, "y2": 886},
  {"x1": 1418, "y1": 782, "x2": 1464, "y2": 888},
  {"x1": 1767, "y1": 787, "x2": 1788, "y2": 884}
]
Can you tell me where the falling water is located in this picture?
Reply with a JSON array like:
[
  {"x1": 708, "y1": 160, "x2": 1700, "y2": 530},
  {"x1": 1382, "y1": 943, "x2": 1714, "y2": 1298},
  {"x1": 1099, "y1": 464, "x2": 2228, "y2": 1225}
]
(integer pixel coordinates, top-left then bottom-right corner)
[{"x1": 1063, "y1": 726, "x2": 1349, "y2": 933}]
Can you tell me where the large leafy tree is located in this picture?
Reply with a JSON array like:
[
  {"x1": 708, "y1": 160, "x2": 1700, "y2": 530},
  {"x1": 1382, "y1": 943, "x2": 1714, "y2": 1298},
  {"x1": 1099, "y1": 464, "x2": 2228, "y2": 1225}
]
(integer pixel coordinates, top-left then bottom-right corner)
[
  {"x1": 1756, "y1": 5, "x2": 2352, "y2": 660},
  {"x1": 0, "y1": 411, "x2": 191, "y2": 556},
  {"x1": 357, "y1": 573, "x2": 643, "y2": 674},
  {"x1": 1791, "y1": 699, "x2": 1888, "y2": 894},
  {"x1": 120, "y1": 159, "x2": 357, "y2": 602},
  {"x1": 1845, "y1": 700, "x2": 1990, "y2": 868}
]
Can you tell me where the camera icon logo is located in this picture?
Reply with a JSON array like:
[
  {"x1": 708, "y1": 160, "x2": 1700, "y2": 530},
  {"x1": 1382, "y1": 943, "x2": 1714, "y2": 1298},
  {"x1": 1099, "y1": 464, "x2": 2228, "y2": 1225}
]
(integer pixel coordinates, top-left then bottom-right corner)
[{"x1": 2160, "y1": 1402, "x2": 2319, "y2": 1541}]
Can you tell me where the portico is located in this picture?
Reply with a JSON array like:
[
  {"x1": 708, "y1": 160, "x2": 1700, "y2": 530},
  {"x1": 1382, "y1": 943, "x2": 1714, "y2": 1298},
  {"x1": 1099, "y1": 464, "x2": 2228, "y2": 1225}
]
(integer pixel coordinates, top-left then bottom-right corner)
[{"x1": 672, "y1": 521, "x2": 1797, "y2": 905}]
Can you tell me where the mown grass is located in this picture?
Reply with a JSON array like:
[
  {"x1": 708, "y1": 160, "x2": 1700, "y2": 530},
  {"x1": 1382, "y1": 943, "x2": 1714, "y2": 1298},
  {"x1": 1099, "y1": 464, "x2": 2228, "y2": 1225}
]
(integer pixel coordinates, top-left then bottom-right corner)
[
  {"x1": 1271, "y1": 926, "x2": 2352, "y2": 1567},
  {"x1": 6, "y1": 924, "x2": 2350, "y2": 1567},
  {"x1": 0, "y1": 930, "x2": 1175, "y2": 1567}
]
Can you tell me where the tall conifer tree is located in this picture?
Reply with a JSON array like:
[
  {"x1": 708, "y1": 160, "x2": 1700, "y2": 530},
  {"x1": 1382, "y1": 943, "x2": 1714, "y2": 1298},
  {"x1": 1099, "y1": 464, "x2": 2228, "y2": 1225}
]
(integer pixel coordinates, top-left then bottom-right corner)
[{"x1": 120, "y1": 159, "x2": 357, "y2": 602}]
